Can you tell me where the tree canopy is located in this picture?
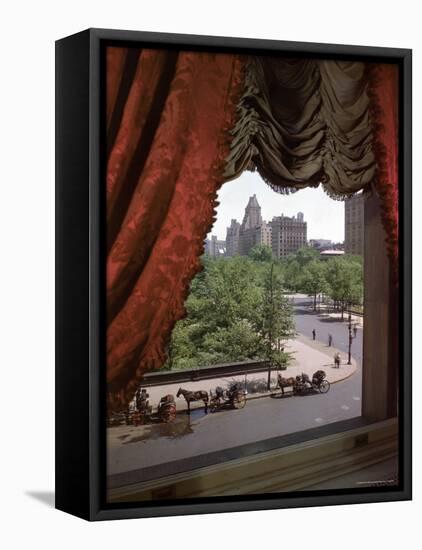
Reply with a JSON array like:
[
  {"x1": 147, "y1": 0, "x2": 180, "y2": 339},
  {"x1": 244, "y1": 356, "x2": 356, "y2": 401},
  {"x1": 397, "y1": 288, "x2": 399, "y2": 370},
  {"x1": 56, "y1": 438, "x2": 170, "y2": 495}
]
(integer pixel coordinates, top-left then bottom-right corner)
[
  {"x1": 165, "y1": 256, "x2": 293, "y2": 370},
  {"x1": 248, "y1": 244, "x2": 273, "y2": 262},
  {"x1": 165, "y1": 247, "x2": 363, "y2": 371}
]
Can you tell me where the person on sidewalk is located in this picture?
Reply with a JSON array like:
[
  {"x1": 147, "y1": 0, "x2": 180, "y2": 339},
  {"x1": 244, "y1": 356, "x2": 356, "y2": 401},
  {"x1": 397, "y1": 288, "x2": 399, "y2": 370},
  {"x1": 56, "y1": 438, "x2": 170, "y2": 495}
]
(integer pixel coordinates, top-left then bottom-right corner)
[
  {"x1": 312, "y1": 329, "x2": 316, "y2": 340},
  {"x1": 328, "y1": 333, "x2": 333, "y2": 347},
  {"x1": 353, "y1": 325, "x2": 358, "y2": 338},
  {"x1": 334, "y1": 352, "x2": 341, "y2": 368}
]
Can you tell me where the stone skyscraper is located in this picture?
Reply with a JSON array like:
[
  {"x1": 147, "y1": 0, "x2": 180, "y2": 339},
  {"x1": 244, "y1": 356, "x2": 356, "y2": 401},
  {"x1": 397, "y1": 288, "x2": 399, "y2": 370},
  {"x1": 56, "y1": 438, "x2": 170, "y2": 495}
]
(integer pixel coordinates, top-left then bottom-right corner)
[
  {"x1": 238, "y1": 195, "x2": 266, "y2": 255},
  {"x1": 204, "y1": 235, "x2": 226, "y2": 257},
  {"x1": 225, "y1": 196, "x2": 307, "y2": 258},
  {"x1": 270, "y1": 213, "x2": 307, "y2": 258},
  {"x1": 241, "y1": 194, "x2": 262, "y2": 229},
  {"x1": 344, "y1": 194, "x2": 364, "y2": 255},
  {"x1": 225, "y1": 219, "x2": 241, "y2": 256}
]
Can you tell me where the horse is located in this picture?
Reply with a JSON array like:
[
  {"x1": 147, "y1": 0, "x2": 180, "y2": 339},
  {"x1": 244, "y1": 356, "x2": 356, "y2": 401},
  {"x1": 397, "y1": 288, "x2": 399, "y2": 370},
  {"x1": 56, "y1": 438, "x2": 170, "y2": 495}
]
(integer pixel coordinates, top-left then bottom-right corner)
[
  {"x1": 176, "y1": 387, "x2": 209, "y2": 413},
  {"x1": 277, "y1": 374, "x2": 296, "y2": 396}
]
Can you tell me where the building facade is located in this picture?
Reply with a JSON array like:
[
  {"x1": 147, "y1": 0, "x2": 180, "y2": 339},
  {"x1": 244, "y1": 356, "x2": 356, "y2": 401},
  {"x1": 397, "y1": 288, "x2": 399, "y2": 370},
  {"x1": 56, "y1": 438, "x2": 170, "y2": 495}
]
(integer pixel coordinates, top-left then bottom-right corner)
[
  {"x1": 270, "y1": 213, "x2": 307, "y2": 258},
  {"x1": 225, "y1": 219, "x2": 241, "y2": 256},
  {"x1": 345, "y1": 194, "x2": 364, "y2": 255},
  {"x1": 204, "y1": 235, "x2": 226, "y2": 257},
  {"x1": 254, "y1": 221, "x2": 272, "y2": 249},
  {"x1": 224, "y1": 197, "x2": 308, "y2": 259},
  {"x1": 238, "y1": 194, "x2": 264, "y2": 255}
]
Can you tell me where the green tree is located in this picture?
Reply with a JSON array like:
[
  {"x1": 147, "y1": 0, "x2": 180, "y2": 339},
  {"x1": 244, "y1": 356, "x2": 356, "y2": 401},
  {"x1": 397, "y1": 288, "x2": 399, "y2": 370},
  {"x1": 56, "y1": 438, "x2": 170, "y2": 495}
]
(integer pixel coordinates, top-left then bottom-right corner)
[
  {"x1": 249, "y1": 244, "x2": 273, "y2": 262},
  {"x1": 284, "y1": 259, "x2": 301, "y2": 292},
  {"x1": 165, "y1": 255, "x2": 294, "y2": 372},
  {"x1": 284, "y1": 247, "x2": 318, "y2": 291},
  {"x1": 300, "y1": 260, "x2": 329, "y2": 311},
  {"x1": 325, "y1": 258, "x2": 363, "y2": 320},
  {"x1": 293, "y1": 246, "x2": 319, "y2": 268},
  {"x1": 260, "y1": 262, "x2": 295, "y2": 389},
  {"x1": 199, "y1": 320, "x2": 264, "y2": 364}
]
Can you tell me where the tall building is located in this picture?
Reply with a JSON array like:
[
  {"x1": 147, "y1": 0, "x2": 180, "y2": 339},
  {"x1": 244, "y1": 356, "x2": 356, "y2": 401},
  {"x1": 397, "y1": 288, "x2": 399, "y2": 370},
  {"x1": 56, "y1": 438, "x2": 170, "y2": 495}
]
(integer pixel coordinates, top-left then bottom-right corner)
[
  {"x1": 270, "y1": 213, "x2": 307, "y2": 258},
  {"x1": 238, "y1": 195, "x2": 265, "y2": 255},
  {"x1": 224, "y1": 197, "x2": 307, "y2": 259},
  {"x1": 204, "y1": 235, "x2": 226, "y2": 257},
  {"x1": 345, "y1": 194, "x2": 364, "y2": 255},
  {"x1": 241, "y1": 194, "x2": 263, "y2": 230},
  {"x1": 225, "y1": 219, "x2": 241, "y2": 256},
  {"x1": 254, "y1": 221, "x2": 272, "y2": 249}
]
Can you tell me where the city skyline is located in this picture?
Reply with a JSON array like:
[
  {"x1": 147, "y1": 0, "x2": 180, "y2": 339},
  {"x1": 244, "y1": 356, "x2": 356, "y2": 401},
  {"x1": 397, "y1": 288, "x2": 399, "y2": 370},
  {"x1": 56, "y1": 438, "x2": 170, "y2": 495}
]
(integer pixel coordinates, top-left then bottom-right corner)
[{"x1": 207, "y1": 171, "x2": 345, "y2": 242}]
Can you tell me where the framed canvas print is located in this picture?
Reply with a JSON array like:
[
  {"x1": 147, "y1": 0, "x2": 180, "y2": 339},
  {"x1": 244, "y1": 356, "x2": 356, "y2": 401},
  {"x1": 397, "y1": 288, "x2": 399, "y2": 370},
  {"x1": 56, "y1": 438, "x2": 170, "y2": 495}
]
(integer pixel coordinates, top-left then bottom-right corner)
[{"x1": 55, "y1": 28, "x2": 412, "y2": 521}]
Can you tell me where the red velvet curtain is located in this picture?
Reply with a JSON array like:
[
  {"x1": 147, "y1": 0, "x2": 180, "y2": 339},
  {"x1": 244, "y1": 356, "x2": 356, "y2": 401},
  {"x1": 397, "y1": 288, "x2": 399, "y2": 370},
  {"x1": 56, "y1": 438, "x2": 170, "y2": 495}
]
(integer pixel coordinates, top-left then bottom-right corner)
[
  {"x1": 367, "y1": 63, "x2": 399, "y2": 281},
  {"x1": 106, "y1": 47, "x2": 245, "y2": 410}
]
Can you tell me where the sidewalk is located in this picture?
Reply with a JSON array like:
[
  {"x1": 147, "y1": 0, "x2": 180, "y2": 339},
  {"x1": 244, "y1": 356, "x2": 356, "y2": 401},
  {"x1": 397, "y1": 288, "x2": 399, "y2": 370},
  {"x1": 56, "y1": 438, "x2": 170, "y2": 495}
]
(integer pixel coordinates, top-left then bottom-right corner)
[{"x1": 136, "y1": 336, "x2": 356, "y2": 412}]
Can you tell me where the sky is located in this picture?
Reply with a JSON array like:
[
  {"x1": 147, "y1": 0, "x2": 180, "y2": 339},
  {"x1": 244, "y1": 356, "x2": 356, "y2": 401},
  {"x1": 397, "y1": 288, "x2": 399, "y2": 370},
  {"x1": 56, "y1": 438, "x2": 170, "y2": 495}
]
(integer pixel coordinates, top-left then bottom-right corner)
[{"x1": 207, "y1": 171, "x2": 345, "y2": 243}]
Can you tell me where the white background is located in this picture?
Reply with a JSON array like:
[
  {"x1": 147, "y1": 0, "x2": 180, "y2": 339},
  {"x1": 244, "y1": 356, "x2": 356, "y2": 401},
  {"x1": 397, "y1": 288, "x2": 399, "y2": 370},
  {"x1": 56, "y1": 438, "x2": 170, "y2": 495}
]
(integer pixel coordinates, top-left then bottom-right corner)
[{"x1": 0, "y1": 1, "x2": 419, "y2": 548}]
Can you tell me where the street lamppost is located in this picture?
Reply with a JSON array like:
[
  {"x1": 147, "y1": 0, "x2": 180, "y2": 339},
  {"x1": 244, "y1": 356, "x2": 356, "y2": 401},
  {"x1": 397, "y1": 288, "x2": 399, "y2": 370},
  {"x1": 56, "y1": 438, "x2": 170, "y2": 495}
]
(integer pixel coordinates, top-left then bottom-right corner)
[{"x1": 347, "y1": 304, "x2": 353, "y2": 365}]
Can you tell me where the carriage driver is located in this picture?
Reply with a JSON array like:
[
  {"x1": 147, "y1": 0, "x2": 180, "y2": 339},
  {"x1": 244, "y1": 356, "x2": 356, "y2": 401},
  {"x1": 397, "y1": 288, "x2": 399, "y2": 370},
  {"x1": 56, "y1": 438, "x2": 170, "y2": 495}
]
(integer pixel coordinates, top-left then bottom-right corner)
[{"x1": 135, "y1": 388, "x2": 149, "y2": 411}]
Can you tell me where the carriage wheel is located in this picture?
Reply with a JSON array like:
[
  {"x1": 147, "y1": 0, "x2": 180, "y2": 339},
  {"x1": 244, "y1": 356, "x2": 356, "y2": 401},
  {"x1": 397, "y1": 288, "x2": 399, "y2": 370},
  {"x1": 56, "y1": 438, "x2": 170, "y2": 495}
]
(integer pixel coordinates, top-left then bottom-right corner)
[
  {"x1": 234, "y1": 394, "x2": 246, "y2": 409},
  {"x1": 319, "y1": 380, "x2": 330, "y2": 394}
]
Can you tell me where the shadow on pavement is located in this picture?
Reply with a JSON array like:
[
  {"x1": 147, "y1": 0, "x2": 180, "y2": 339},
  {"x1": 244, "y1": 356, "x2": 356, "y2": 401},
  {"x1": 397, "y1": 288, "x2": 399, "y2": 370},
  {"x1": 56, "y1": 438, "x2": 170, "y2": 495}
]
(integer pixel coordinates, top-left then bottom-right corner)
[{"x1": 317, "y1": 317, "x2": 346, "y2": 323}]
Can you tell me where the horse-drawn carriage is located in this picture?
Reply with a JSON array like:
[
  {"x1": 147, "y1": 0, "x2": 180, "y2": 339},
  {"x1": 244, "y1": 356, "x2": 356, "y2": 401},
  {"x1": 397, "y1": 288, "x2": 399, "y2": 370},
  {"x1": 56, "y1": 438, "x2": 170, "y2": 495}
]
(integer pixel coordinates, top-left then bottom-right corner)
[
  {"x1": 277, "y1": 370, "x2": 330, "y2": 396},
  {"x1": 176, "y1": 383, "x2": 247, "y2": 413},
  {"x1": 107, "y1": 388, "x2": 177, "y2": 427},
  {"x1": 209, "y1": 383, "x2": 248, "y2": 412},
  {"x1": 156, "y1": 394, "x2": 177, "y2": 423},
  {"x1": 127, "y1": 392, "x2": 177, "y2": 425}
]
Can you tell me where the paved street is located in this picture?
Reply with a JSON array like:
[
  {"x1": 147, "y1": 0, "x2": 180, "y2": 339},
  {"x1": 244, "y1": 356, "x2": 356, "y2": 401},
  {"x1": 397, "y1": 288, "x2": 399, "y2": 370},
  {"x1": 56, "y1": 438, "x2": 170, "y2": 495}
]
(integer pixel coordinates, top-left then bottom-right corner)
[
  {"x1": 292, "y1": 294, "x2": 363, "y2": 364},
  {"x1": 107, "y1": 295, "x2": 363, "y2": 481}
]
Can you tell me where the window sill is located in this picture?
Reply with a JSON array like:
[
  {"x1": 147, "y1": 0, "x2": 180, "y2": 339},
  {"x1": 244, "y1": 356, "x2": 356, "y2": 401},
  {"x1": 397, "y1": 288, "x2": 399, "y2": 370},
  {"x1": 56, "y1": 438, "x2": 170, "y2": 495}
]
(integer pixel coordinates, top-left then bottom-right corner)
[{"x1": 107, "y1": 416, "x2": 398, "y2": 503}]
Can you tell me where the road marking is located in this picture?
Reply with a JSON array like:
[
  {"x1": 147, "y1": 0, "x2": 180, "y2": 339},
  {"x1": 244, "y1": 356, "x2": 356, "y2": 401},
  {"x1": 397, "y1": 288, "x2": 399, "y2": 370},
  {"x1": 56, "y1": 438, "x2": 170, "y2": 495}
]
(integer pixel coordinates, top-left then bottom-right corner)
[
  {"x1": 352, "y1": 396, "x2": 361, "y2": 401},
  {"x1": 314, "y1": 417, "x2": 323, "y2": 423},
  {"x1": 341, "y1": 405, "x2": 350, "y2": 411}
]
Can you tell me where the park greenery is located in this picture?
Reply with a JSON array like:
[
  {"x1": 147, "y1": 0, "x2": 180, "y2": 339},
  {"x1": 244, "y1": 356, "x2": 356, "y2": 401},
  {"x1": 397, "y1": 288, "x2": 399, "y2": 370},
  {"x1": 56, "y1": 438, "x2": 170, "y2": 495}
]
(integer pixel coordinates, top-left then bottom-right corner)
[{"x1": 165, "y1": 244, "x2": 363, "y2": 372}]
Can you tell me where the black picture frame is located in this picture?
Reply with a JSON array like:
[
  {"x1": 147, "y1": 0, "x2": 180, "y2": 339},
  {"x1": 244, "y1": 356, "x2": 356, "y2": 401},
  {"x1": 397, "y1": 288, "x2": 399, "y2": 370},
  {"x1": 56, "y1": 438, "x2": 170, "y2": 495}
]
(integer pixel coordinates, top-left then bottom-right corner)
[{"x1": 55, "y1": 28, "x2": 412, "y2": 521}]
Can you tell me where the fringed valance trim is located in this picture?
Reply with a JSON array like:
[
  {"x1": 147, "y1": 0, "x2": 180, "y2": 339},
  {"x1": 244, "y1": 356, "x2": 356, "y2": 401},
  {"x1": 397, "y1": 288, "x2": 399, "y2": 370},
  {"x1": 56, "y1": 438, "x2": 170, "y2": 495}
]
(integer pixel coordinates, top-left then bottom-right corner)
[{"x1": 224, "y1": 57, "x2": 377, "y2": 201}]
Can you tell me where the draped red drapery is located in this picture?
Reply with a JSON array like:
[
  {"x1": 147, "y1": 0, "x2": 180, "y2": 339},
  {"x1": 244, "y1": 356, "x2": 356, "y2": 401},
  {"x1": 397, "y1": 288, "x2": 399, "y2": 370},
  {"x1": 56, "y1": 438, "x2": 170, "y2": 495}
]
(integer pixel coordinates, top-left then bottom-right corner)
[
  {"x1": 106, "y1": 47, "x2": 245, "y2": 410},
  {"x1": 367, "y1": 63, "x2": 399, "y2": 281}
]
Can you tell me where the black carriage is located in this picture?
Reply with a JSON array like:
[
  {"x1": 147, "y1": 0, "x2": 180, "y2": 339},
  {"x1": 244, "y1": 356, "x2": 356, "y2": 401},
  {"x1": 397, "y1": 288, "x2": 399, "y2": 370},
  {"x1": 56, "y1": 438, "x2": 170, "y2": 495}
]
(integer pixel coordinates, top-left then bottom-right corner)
[
  {"x1": 157, "y1": 394, "x2": 177, "y2": 423},
  {"x1": 108, "y1": 389, "x2": 177, "y2": 426},
  {"x1": 209, "y1": 382, "x2": 248, "y2": 412},
  {"x1": 293, "y1": 370, "x2": 330, "y2": 395}
]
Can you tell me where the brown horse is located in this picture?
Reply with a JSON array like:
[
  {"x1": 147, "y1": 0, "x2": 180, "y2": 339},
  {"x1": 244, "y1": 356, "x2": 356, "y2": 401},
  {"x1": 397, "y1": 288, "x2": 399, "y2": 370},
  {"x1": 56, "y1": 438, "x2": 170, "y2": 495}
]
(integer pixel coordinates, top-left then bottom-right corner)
[
  {"x1": 277, "y1": 374, "x2": 296, "y2": 396},
  {"x1": 176, "y1": 388, "x2": 209, "y2": 413}
]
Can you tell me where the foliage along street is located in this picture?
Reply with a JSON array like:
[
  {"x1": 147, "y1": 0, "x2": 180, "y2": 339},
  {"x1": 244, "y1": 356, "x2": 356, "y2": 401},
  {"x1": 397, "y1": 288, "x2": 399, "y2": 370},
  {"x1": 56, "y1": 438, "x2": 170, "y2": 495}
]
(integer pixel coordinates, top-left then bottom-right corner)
[{"x1": 165, "y1": 245, "x2": 363, "y2": 373}]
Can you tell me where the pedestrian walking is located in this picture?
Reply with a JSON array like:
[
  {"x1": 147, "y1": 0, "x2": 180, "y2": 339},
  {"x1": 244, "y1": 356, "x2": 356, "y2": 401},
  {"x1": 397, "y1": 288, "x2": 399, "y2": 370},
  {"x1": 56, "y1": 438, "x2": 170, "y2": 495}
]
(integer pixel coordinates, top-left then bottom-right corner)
[
  {"x1": 353, "y1": 325, "x2": 358, "y2": 338},
  {"x1": 312, "y1": 329, "x2": 316, "y2": 340},
  {"x1": 328, "y1": 333, "x2": 333, "y2": 347},
  {"x1": 334, "y1": 352, "x2": 341, "y2": 368}
]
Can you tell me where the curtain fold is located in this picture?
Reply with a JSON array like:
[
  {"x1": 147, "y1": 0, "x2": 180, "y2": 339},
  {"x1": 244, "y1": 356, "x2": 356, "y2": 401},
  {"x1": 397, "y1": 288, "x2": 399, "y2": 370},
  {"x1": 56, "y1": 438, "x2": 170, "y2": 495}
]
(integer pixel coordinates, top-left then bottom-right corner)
[
  {"x1": 106, "y1": 48, "x2": 245, "y2": 410},
  {"x1": 224, "y1": 57, "x2": 377, "y2": 198}
]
